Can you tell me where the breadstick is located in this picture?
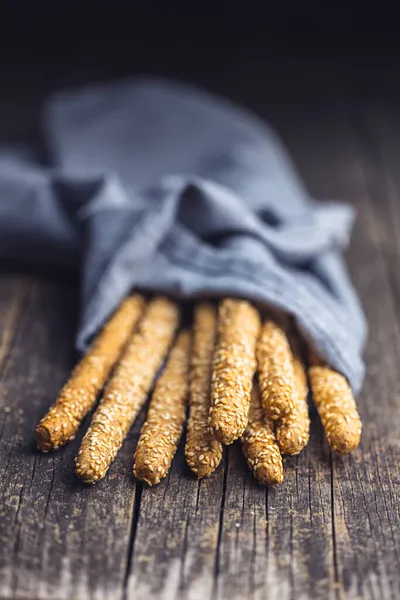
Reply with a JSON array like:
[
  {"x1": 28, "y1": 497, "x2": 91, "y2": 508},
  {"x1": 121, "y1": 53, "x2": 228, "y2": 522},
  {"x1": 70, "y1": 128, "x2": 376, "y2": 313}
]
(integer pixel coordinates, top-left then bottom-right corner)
[
  {"x1": 75, "y1": 297, "x2": 180, "y2": 483},
  {"x1": 257, "y1": 319, "x2": 295, "y2": 420},
  {"x1": 241, "y1": 385, "x2": 283, "y2": 486},
  {"x1": 309, "y1": 356, "x2": 362, "y2": 454},
  {"x1": 36, "y1": 294, "x2": 146, "y2": 452},
  {"x1": 209, "y1": 299, "x2": 260, "y2": 445},
  {"x1": 276, "y1": 335, "x2": 310, "y2": 455},
  {"x1": 185, "y1": 304, "x2": 223, "y2": 479},
  {"x1": 133, "y1": 330, "x2": 191, "y2": 486}
]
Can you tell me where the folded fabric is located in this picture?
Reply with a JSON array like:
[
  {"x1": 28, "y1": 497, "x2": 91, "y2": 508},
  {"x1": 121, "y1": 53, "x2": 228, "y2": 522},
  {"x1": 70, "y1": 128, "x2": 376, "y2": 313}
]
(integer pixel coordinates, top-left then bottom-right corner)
[{"x1": 0, "y1": 78, "x2": 367, "y2": 393}]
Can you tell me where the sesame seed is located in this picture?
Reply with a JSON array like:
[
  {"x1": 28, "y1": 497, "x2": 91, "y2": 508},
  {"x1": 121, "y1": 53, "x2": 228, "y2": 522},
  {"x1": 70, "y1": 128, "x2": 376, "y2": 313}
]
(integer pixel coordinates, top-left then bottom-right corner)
[
  {"x1": 276, "y1": 333, "x2": 310, "y2": 456},
  {"x1": 209, "y1": 299, "x2": 260, "y2": 445},
  {"x1": 75, "y1": 297, "x2": 180, "y2": 484},
  {"x1": 241, "y1": 384, "x2": 283, "y2": 486},
  {"x1": 36, "y1": 294, "x2": 146, "y2": 452},
  {"x1": 309, "y1": 358, "x2": 361, "y2": 454},
  {"x1": 185, "y1": 304, "x2": 223, "y2": 479},
  {"x1": 133, "y1": 330, "x2": 190, "y2": 486},
  {"x1": 257, "y1": 319, "x2": 295, "y2": 421}
]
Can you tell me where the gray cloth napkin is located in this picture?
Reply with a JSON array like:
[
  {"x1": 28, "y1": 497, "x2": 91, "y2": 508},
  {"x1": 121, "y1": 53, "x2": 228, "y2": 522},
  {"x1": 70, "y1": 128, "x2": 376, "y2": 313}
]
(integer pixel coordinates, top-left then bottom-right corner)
[{"x1": 0, "y1": 78, "x2": 367, "y2": 393}]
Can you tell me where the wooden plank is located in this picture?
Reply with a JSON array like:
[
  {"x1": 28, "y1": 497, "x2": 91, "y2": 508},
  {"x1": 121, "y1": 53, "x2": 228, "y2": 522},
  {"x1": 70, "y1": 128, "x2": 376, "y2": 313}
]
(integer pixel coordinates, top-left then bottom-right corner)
[
  {"x1": 350, "y1": 105, "x2": 400, "y2": 599},
  {"x1": 213, "y1": 418, "x2": 335, "y2": 600},
  {"x1": 355, "y1": 104, "x2": 400, "y2": 333},
  {"x1": 335, "y1": 129, "x2": 400, "y2": 600},
  {"x1": 178, "y1": 453, "x2": 226, "y2": 600},
  {"x1": 127, "y1": 438, "x2": 226, "y2": 600},
  {"x1": 275, "y1": 105, "x2": 400, "y2": 600},
  {"x1": 0, "y1": 277, "x2": 139, "y2": 600},
  {"x1": 266, "y1": 423, "x2": 335, "y2": 600},
  {"x1": 0, "y1": 274, "x2": 29, "y2": 375},
  {"x1": 212, "y1": 444, "x2": 268, "y2": 600}
]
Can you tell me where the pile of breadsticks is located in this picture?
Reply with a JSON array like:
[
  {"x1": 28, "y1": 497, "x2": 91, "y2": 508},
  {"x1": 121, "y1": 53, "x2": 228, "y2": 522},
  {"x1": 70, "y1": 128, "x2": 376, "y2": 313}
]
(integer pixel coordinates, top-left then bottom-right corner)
[{"x1": 35, "y1": 295, "x2": 362, "y2": 487}]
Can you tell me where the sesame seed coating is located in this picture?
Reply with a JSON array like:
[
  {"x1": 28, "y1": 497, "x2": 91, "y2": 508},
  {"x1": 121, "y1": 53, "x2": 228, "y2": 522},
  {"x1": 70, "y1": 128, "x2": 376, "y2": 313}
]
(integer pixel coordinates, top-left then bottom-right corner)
[
  {"x1": 133, "y1": 330, "x2": 191, "y2": 486},
  {"x1": 209, "y1": 299, "x2": 261, "y2": 445},
  {"x1": 75, "y1": 297, "x2": 180, "y2": 483},
  {"x1": 309, "y1": 359, "x2": 362, "y2": 454},
  {"x1": 257, "y1": 319, "x2": 295, "y2": 421},
  {"x1": 276, "y1": 336, "x2": 310, "y2": 455},
  {"x1": 185, "y1": 304, "x2": 223, "y2": 479},
  {"x1": 241, "y1": 385, "x2": 283, "y2": 486},
  {"x1": 36, "y1": 295, "x2": 146, "y2": 452}
]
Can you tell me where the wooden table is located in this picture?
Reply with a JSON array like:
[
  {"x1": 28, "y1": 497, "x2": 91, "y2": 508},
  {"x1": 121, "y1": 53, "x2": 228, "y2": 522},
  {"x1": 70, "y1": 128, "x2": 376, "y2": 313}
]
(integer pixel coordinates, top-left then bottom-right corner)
[{"x1": 1, "y1": 41, "x2": 400, "y2": 600}]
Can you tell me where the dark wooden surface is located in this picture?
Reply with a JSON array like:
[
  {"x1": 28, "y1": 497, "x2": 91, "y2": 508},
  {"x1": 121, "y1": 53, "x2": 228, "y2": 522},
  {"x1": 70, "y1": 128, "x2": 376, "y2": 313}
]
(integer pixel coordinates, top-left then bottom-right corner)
[{"x1": 1, "y1": 33, "x2": 400, "y2": 600}]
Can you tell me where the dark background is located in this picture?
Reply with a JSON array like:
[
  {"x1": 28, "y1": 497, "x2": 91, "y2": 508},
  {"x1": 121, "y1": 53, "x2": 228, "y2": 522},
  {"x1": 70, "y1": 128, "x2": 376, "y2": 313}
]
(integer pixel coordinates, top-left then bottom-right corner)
[{"x1": 1, "y1": 1, "x2": 399, "y2": 143}]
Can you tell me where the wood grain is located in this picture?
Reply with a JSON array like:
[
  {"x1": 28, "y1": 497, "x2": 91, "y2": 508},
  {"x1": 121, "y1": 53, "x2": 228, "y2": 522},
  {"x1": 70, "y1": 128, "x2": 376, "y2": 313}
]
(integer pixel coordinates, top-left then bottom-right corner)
[
  {"x1": 0, "y1": 275, "x2": 29, "y2": 377},
  {"x1": 2, "y1": 51, "x2": 400, "y2": 600},
  {"x1": 276, "y1": 102, "x2": 400, "y2": 600},
  {"x1": 127, "y1": 441, "x2": 225, "y2": 600},
  {"x1": 0, "y1": 279, "x2": 141, "y2": 600}
]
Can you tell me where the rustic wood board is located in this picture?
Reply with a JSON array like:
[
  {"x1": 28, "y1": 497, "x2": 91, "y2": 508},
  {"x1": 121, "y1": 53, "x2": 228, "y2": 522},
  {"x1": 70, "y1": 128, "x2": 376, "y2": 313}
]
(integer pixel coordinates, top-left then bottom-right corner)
[{"x1": 1, "y1": 53, "x2": 400, "y2": 600}]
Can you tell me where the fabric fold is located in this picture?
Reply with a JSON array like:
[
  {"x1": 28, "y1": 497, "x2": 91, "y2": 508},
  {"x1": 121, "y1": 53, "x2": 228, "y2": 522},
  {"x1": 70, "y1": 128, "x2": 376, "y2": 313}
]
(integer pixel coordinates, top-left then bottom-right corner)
[{"x1": 0, "y1": 78, "x2": 367, "y2": 393}]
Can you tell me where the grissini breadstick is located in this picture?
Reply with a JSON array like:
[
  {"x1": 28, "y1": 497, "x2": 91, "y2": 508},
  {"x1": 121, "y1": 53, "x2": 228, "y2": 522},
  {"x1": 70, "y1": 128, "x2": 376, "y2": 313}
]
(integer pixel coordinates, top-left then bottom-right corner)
[
  {"x1": 209, "y1": 299, "x2": 261, "y2": 445},
  {"x1": 133, "y1": 330, "x2": 191, "y2": 486},
  {"x1": 241, "y1": 385, "x2": 283, "y2": 486},
  {"x1": 185, "y1": 304, "x2": 223, "y2": 479},
  {"x1": 75, "y1": 297, "x2": 180, "y2": 483},
  {"x1": 36, "y1": 294, "x2": 146, "y2": 452},
  {"x1": 276, "y1": 334, "x2": 310, "y2": 455},
  {"x1": 257, "y1": 319, "x2": 295, "y2": 421},
  {"x1": 309, "y1": 356, "x2": 362, "y2": 454}
]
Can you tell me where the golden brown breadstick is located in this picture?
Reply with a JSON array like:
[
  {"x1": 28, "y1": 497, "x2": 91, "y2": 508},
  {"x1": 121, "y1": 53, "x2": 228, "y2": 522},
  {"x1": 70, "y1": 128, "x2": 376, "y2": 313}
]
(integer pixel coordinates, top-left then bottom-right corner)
[
  {"x1": 257, "y1": 319, "x2": 295, "y2": 421},
  {"x1": 209, "y1": 299, "x2": 260, "y2": 445},
  {"x1": 133, "y1": 330, "x2": 191, "y2": 486},
  {"x1": 309, "y1": 357, "x2": 362, "y2": 454},
  {"x1": 36, "y1": 294, "x2": 146, "y2": 452},
  {"x1": 75, "y1": 297, "x2": 180, "y2": 483},
  {"x1": 276, "y1": 335, "x2": 310, "y2": 455},
  {"x1": 241, "y1": 385, "x2": 283, "y2": 486},
  {"x1": 185, "y1": 304, "x2": 223, "y2": 479}
]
